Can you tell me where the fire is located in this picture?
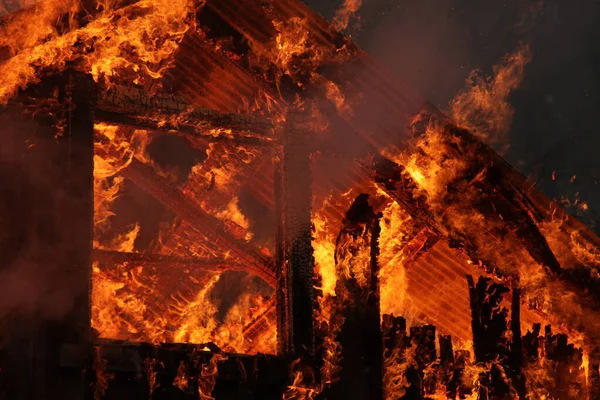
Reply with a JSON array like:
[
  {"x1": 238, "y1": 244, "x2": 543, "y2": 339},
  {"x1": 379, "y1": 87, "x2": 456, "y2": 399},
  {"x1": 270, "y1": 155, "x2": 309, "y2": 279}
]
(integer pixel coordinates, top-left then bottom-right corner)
[
  {"x1": 93, "y1": 346, "x2": 114, "y2": 400},
  {"x1": 3, "y1": 0, "x2": 598, "y2": 398},
  {"x1": 173, "y1": 360, "x2": 189, "y2": 391},
  {"x1": 450, "y1": 43, "x2": 532, "y2": 152},
  {"x1": 312, "y1": 209, "x2": 337, "y2": 298},
  {"x1": 322, "y1": 78, "x2": 353, "y2": 118},
  {"x1": 197, "y1": 352, "x2": 227, "y2": 400},
  {"x1": 378, "y1": 201, "x2": 411, "y2": 318},
  {"x1": 144, "y1": 357, "x2": 160, "y2": 394},
  {"x1": 0, "y1": 0, "x2": 198, "y2": 103},
  {"x1": 283, "y1": 359, "x2": 318, "y2": 400},
  {"x1": 172, "y1": 275, "x2": 220, "y2": 344},
  {"x1": 332, "y1": 0, "x2": 363, "y2": 32},
  {"x1": 272, "y1": 17, "x2": 312, "y2": 79},
  {"x1": 384, "y1": 115, "x2": 469, "y2": 208}
]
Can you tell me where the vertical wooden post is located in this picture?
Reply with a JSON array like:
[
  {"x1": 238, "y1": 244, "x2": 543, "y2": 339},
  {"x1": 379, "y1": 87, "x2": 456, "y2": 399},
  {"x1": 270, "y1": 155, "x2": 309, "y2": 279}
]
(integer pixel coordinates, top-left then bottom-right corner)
[{"x1": 276, "y1": 111, "x2": 314, "y2": 359}]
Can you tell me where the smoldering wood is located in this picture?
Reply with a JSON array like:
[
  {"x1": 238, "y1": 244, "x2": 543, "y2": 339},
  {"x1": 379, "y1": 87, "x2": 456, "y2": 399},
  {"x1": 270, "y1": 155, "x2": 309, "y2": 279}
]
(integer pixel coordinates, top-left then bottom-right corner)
[
  {"x1": 326, "y1": 194, "x2": 383, "y2": 400},
  {"x1": 438, "y1": 334, "x2": 455, "y2": 399},
  {"x1": 120, "y1": 157, "x2": 275, "y2": 285}
]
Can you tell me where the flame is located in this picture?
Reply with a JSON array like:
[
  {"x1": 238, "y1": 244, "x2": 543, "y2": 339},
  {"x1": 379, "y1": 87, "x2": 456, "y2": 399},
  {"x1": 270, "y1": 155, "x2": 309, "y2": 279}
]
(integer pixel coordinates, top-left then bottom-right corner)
[
  {"x1": 378, "y1": 201, "x2": 410, "y2": 318},
  {"x1": 322, "y1": 78, "x2": 352, "y2": 118},
  {"x1": 197, "y1": 352, "x2": 227, "y2": 400},
  {"x1": 173, "y1": 360, "x2": 189, "y2": 391},
  {"x1": 385, "y1": 116, "x2": 468, "y2": 208},
  {"x1": 450, "y1": 44, "x2": 532, "y2": 152},
  {"x1": 215, "y1": 197, "x2": 254, "y2": 241},
  {"x1": 332, "y1": 0, "x2": 363, "y2": 32},
  {"x1": 93, "y1": 346, "x2": 114, "y2": 400},
  {"x1": 0, "y1": 0, "x2": 198, "y2": 103},
  {"x1": 283, "y1": 359, "x2": 318, "y2": 400},
  {"x1": 172, "y1": 275, "x2": 220, "y2": 344},
  {"x1": 144, "y1": 357, "x2": 160, "y2": 394}
]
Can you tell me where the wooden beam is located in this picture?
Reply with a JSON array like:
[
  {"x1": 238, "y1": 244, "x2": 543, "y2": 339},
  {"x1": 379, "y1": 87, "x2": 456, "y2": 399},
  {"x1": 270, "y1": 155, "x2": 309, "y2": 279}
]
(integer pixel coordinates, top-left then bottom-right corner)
[{"x1": 120, "y1": 157, "x2": 275, "y2": 286}]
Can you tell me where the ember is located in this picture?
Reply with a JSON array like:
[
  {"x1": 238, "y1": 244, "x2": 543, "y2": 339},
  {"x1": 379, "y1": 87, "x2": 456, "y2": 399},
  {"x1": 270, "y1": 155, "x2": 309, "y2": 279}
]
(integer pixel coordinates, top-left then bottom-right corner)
[{"x1": 1, "y1": 0, "x2": 599, "y2": 399}]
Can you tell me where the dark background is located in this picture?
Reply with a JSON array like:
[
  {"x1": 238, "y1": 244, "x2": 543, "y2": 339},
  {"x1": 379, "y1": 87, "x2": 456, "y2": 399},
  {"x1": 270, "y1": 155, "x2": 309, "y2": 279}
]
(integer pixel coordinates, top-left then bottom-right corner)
[{"x1": 306, "y1": 0, "x2": 600, "y2": 232}]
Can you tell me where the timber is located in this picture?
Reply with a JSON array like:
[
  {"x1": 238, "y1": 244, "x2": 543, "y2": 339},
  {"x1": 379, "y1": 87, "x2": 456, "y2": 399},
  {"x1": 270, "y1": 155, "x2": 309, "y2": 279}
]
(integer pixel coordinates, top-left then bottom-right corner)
[
  {"x1": 91, "y1": 249, "x2": 276, "y2": 286},
  {"x1": 121, "y1": 157, "x2": 275, "y2": 285}
]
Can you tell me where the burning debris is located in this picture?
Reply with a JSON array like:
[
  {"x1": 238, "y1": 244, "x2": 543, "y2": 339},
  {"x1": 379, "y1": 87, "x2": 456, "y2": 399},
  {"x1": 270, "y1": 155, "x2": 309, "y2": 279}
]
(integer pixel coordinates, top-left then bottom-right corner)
[{"x1": 0, "y1": 0, "x2": 599, "y2": 399}]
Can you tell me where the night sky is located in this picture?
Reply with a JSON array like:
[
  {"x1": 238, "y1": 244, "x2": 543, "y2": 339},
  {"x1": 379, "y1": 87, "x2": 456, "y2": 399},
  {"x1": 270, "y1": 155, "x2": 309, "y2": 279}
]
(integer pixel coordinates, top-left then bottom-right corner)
[{"x1": 306, "y1": 0, "x2": 600, "y2": 232}]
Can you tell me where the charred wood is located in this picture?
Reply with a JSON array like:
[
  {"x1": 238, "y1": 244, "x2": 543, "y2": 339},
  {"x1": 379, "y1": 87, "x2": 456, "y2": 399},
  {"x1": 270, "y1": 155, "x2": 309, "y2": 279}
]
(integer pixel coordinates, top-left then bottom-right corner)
[
  {"x1": 382, "y1": 314, "x2": 408, "y2": 359},
  {"x1": 277, "y1": 113, "x2": 315, "y2": 358},
  {"x1": 95, "y1": 109, "x2": 276, "y2": 147},
  {"x1": 467, "y1": 275, "x2": 510, "y2": 364},
  {"x1": 97, "y1": 85, "x2": 274, "y2": 136},
  {"x1": 467, "y1": 275, "x2": 514, "y2": 399},
  {"x1": 543, "y1": 326, "x2": 586, "y2": 399},
  {"x1": 438, "y1": 334, "x2": 455, "y2": 398}
]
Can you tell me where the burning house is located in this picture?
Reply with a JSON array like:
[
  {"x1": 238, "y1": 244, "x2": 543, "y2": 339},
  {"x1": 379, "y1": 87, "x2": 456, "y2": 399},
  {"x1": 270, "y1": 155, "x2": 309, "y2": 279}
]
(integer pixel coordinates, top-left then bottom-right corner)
[{"x1": 1, "y1": 0, "x2": 600, "y2": 399}]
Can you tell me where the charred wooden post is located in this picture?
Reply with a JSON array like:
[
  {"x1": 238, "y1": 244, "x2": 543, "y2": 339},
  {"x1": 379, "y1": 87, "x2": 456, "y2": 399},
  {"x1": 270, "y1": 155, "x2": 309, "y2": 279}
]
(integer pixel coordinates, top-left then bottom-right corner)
[
  {"x1": 328, "y1": 194, "x2": 383, "y2": 400},
  {"x1": 276, "y1": 112, "x2": 315, "y2": 359},
  {"x1": 438, "y1": 334, "x2": 455, "y2": 398},
  {"x1": 467, "y1": 275, "x2": 513, "y2": 399},
  {"x1": 522, "y1": 323, "x2": 541, "y2": 363},
  {"x1": 544, "y1": 326, "x2": 586, "y2": 399},
  {"x1": 467, "y1": 275, "x2": 510, "y2": 364},
  {"x1": 409, "y1": 325, "x2": 437, "y2": 396}
]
